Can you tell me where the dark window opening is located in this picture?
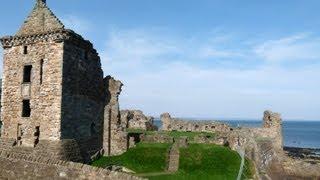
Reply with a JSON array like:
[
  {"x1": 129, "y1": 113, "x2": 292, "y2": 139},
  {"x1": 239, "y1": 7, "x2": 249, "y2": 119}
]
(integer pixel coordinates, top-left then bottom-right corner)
[
  {"x1": 90, "y1": 123, "x2": 96, "y2": 135},
  {"x1": 34, "y1": 126, "x2": 40, "y2": 146},
  {"x1": 84, "y1": 51, "x2": 89, "y2": 60},
  {"x1": 22, "y1": 100, "x2": 31, "y2": 117},
  {"x1": 23, "y1": 46, "x2": 28, "y2": 54},
  {"x1": 23, "y1": 65, "x2": 32, "y2": 83},
  {"x1": 40, "y1": 60, "x2": 44, "y2": 84}
]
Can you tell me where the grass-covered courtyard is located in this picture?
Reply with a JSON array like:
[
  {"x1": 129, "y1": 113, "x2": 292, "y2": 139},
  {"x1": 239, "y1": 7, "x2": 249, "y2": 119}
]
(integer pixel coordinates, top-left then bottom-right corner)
[{"x1": 92, "y1": 142, "x2": 254, "y2": 180}]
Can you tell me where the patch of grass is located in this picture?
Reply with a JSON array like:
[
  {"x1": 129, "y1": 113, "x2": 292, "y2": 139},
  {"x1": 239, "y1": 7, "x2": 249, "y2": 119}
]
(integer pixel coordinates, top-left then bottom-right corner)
[
  {"x1": 92, "y1": 143, "x2": 171, "y2": 173},
  {"x1": 146, "y1": 144, "x2": 254, "y2": 180}
]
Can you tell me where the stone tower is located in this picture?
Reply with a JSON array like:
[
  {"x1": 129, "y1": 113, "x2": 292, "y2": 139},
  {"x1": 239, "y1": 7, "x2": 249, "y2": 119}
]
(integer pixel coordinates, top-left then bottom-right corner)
[
  {"x1": 0, "y1": 1, "x2": 106, "y2": 162},
  {"x1": 263, "y1": 110, "x2": 283, "y2": 150}
]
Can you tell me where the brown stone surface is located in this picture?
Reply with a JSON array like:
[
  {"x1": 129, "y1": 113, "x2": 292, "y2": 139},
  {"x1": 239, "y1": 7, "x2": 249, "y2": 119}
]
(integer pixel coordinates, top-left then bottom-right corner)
[
  {"x1": 103, "y1": 76, "x2": 128, "y2": 156},
  {"x1": 161, "y1": 112, "x2": 231, "y2": 133},
  {"x1": 167, "y1": 143, "x2": 180, "y2": 172},
  {"x1": 140, "y1": 133, "x2": 174, "y2": 144},
  {"x1": 0, "y1": 149, "x2": 143, "y2": 180},
  {"x1": 121, "y1": 110, "x2": 157, "y2": 131}
]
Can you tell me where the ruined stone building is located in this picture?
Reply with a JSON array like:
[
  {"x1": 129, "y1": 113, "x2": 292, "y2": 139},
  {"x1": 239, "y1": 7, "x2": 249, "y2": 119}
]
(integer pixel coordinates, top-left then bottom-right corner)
[
  {"x1": 0, "y1": 0, "x2": 126, "y2": 162},
  {"x1": 161, "y1": 113, "x2": 232, "y2": 133},
  {"x1": 121, "y1": 110, "x2": 157, "y2": 131}
]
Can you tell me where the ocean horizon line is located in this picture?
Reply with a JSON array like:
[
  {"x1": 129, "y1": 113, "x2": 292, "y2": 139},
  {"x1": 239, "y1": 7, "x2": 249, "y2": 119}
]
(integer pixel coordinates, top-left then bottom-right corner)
[{"x1": 153, "y1": 118, "x2": 320, "y2": 122}]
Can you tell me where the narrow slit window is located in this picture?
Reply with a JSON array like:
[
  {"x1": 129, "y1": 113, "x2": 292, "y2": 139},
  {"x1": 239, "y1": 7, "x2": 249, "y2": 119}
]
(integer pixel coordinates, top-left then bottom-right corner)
[
  {"x1": 22, "y1": 100, "x2": 31, "y2": 117},
  {"x1": 23, "y1": 65, "x2": 32, "y2": 83},
  {"x1": 84, "y1": 51, "x2": 88, "y2": 60},
  {"x1": 40, "y1": 60, "x2": 44, "y2": 84},
  {"x1": 23, "y1": 46, "x2": 28, "y2": 54}
]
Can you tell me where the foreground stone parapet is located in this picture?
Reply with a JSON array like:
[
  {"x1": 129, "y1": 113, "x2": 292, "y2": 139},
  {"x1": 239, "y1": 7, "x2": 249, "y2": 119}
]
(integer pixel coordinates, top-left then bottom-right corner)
[
  {"x1": 0, "y1": 147, "x2": 143, "y2": 180},
  {"x1": 160, "y1": 113, "x2": 231, "y2": 133}
]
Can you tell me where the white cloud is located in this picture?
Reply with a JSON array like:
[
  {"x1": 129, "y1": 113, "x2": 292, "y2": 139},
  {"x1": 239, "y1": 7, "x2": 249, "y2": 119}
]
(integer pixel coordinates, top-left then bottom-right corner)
[
  {"x1": 199, "y1": 46, "x2": 245, "y2": 59},
  {"x1": 101, "y1": 29, "x2": 320, "y2": 120},
  {"x1": 254, "y1": 33, "x2": 320, "y2": 63},
  {"x1": 117, "y1": 61, "x2": 320, "y2": 120}
]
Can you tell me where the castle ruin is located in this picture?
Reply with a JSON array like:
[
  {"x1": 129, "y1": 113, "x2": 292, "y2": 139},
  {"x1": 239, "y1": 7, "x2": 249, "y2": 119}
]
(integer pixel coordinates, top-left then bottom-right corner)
[{"x1": 0, "y1": 0, "x2": 126, "y2": 163}]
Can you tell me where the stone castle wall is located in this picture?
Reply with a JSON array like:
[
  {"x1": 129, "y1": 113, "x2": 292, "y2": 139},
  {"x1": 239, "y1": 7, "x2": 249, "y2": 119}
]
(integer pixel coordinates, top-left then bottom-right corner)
[
  {"x1": 61, "y1": 40, "x2": 105, "y2": 161},
  {"x1": 1, "y1": 40, "x2": 64, "y2": 146},
  {"x1": 222, "y1": 110, "x2": 284, "y2": 179},
  {"x1": 161, "y1": 113, "x2": 231, "y2": 133}
]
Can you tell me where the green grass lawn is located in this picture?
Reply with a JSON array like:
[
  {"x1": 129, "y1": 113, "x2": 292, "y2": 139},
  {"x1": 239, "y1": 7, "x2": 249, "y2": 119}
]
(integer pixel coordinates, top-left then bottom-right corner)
[
  {"x1": 147, "y1": 144, "x2": 253, "y2": 180},
  {"x1": 92, "y1": 143, "x2": 171, "y2": 173},
  {"x1": 92, "y1": 143, "x2": 254, "y2": 180}
]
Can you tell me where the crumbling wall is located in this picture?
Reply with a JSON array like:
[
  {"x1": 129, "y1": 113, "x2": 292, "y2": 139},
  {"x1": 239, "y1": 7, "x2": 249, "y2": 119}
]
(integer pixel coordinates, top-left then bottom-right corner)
[
  {"x1": 61, "y1": 39, "x2": 105, "y2": 162},
  {"x1": 121, "y1": 110, "x2": 157, "y2": 131},
  {"x1": 103, "y1": 76, "x2": 128, "y2": 156},
  {"x1": 160, "y1": 113, "x2": 231, "y2": 133},
  {"x1": 222, "y1": 110, "x2": 284, "y2": 179}
]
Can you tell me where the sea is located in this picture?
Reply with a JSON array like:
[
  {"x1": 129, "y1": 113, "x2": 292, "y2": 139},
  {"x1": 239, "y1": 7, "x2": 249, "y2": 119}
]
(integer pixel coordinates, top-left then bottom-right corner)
[{"x1": 154, "y1": 119, "x2": 320, "y2": 149}]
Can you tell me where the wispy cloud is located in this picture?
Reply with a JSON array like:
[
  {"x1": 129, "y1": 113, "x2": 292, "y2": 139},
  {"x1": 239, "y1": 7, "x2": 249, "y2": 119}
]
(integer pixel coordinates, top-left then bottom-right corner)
[
  {"x1": 254, "y1": 33, "x2": 320, "y2": 63},
  {"x1": 100, "y1": 29, "x2": 320, "y2": 119},
  {"x1": 199, "y1": 46, "x2": 245, "y2": 59}
]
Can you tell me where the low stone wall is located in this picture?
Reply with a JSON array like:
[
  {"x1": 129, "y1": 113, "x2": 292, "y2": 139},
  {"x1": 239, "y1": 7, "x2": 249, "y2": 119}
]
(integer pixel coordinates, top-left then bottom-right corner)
[
  {"x1": 167, "y1": 143, "x2": 180, "y2": 172},
  {"x1": 0, "y1": 148, "x2": 143, "y2": 180},
  {"x1": 140, "y1": 134, "x2": 174, "y2": 144},
  {"x1": 193, "y1": 134, "x2": 227, "y2": 146},
  {"x1": 161, "y1": 113, "x2": 231, "y2": 133}
]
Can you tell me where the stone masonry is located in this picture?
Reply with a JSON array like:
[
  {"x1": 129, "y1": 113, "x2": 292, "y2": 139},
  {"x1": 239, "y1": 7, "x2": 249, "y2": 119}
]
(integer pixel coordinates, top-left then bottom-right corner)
[
  {"x1": 121, "y1": 110, "x2": 157, "y2": 131},
  {"x1": 161, "y1": 112, "x2": 231, "y2": 133},
  {"x1": 103, "y1": 76, "x2": 128, "y2": 156}
]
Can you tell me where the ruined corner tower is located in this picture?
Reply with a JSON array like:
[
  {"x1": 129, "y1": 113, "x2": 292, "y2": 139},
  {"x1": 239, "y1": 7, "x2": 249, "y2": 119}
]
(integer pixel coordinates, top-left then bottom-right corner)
[
  {"x1": 263, "y1": 110, "x2": 283, "y2": 150},
  {"x1": 0, "y1": 0, "x2": 106, "y2": 162}
]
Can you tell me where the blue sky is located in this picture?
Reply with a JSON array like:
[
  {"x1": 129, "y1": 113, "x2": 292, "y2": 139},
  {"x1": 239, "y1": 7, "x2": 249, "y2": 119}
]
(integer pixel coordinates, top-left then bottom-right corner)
[{"x1": 1, "y1": 0, "x2": 320, "y2": 120}]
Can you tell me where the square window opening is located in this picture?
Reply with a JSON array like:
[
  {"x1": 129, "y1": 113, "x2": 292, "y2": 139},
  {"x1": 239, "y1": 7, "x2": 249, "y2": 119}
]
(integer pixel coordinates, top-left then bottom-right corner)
[
  {"x1": 23, "y1": 65, "x2": 32, "y2": 83},
  {"x1": 23, "y1": 46, "x2": 28, "y2": 54},
  {"x1": 22, "y1": 100, "x2": 31, "y2": 117}
]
